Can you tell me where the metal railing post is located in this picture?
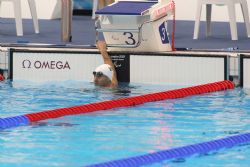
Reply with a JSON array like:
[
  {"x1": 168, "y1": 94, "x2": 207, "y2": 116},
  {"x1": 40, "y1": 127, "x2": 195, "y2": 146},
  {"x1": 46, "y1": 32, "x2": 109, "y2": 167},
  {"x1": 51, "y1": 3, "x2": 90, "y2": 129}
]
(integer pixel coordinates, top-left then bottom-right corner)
[{"x1": 61, "y1": 0, "x2": 72, "y2": 42}]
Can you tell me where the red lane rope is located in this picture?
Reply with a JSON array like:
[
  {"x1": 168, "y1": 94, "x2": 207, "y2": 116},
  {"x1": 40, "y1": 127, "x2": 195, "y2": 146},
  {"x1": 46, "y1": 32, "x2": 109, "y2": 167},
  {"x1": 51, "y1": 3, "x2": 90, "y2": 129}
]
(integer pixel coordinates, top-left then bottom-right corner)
[
  {"x1": 25, "y1": 80, "x2": 234, "y2": 122},
  {"x1": 0, "y1": 74, "x2": 5, "y2": 81}
]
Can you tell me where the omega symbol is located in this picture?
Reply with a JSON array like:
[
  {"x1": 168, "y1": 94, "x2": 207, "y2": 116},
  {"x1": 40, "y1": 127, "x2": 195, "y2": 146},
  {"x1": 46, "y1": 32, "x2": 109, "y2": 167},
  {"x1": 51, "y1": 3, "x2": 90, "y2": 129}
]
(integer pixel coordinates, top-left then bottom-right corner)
[{"x1": 22, "y1": 60, "x2": 31, "y2": 68}]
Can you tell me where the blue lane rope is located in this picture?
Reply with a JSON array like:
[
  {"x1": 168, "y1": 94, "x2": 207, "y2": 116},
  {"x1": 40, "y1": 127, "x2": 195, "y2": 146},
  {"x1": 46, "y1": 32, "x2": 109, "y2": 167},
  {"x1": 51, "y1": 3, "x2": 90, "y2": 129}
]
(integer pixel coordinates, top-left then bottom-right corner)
[
  {"x1": 0, "y1": 115, "x2": 29, "y2": 129},
  {"x1": 85, "y1": 132, "x2": 250, "y2": 167}
]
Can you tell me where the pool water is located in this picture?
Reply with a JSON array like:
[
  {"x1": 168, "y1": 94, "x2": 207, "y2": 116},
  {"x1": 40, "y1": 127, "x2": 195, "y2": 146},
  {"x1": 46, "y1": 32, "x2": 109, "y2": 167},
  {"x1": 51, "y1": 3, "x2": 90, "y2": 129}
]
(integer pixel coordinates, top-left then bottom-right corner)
[{"x1": 0, "y1": 80, "x2": 250, "y2": 167}]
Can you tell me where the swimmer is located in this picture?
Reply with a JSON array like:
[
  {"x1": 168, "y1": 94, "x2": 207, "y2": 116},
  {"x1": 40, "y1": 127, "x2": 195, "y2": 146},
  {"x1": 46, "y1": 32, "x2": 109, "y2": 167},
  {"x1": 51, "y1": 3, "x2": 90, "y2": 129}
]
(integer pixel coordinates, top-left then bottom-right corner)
[{"x1": 93, "y1": 41, "x2": 118, "y2": 88}]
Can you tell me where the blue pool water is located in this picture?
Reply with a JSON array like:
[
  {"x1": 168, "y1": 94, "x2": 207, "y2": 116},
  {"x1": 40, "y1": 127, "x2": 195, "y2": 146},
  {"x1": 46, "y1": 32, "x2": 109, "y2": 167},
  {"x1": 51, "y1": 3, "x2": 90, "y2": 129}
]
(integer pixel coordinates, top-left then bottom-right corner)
[{"x1": 0, "y1": 80, "x2": 250, "y2": 167}]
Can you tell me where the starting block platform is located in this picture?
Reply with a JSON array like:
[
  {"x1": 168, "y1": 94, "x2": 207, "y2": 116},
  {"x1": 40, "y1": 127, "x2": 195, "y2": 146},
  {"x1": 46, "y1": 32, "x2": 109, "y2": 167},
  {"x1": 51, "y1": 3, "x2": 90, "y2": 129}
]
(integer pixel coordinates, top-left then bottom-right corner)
[{"x1": 95, "y1": 0, "x2": 175, "y2": 52}]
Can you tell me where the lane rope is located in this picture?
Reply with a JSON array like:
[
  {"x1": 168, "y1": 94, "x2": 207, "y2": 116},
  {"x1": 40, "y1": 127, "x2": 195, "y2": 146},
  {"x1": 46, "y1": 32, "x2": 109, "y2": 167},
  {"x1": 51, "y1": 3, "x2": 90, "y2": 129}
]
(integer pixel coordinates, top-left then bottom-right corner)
[
  {"x1": 0, "y1": 80, "x2": 234, "y2": 129},
  {"x1": 85, "y1": 132, "x2": 250, "y2": 167}
]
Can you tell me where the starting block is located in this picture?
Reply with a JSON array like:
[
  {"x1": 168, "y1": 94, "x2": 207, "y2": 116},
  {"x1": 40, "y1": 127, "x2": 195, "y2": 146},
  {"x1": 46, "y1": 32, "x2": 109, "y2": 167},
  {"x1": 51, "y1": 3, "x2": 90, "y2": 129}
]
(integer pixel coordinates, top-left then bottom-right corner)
[{"x1": 95, "y1": 0, "x2": 175, "y2": 52}]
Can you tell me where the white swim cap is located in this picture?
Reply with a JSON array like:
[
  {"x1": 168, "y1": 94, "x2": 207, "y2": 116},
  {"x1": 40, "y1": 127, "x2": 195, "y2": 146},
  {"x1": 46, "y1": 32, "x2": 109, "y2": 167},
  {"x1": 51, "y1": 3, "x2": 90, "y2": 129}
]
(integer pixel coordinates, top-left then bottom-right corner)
[{"x1": 94, "y1": 64, "x2": 113, "y2": 80}]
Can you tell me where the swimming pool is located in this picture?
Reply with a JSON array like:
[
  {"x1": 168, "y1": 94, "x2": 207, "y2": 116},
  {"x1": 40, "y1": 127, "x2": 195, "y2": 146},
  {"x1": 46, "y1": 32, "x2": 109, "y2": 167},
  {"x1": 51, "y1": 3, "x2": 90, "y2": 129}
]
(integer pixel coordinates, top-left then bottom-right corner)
[{"x1": 0, "y1": 80, "x2": 250, "y2": 167}]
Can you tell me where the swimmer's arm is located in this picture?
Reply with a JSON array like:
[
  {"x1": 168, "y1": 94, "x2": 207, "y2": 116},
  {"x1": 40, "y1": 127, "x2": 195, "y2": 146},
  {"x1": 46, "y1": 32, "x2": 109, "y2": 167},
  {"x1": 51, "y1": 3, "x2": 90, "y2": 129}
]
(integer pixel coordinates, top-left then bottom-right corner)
[{"x1": 97, "y1": 41, "x2": 118, "y2": 87}]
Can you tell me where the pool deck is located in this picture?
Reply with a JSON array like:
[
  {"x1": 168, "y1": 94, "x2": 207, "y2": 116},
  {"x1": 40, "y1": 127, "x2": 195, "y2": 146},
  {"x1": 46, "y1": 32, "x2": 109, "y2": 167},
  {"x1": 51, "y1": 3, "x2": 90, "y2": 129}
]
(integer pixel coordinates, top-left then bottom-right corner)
[{"x1": 0, "y1": 15, "x2": 250, "y2": 52}]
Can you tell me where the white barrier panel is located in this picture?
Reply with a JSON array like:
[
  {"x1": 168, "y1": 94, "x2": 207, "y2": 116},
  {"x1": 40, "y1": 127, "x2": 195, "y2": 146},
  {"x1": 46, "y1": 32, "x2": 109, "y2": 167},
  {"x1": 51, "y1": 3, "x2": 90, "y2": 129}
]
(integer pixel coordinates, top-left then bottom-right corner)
[
  {"x1": 10, "y1": 49, "x2": 229, "y2": 85},
  {"x1": 10, "y1": 50, "x2": 103, "y2": 82},
  {"x1": 130, "y1": 54, "x2": 228, "y2": 86},
  {"x1": 240, "y1": 55, "x2": 250, "y2": 88}
]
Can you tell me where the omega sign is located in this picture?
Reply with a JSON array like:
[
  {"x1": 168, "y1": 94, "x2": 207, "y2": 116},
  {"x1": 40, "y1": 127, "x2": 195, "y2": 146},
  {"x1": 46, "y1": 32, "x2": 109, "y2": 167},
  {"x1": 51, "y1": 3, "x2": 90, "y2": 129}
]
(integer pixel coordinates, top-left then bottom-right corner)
[{"x1": 22, "y1": 60, "x2": 71, "y2": 70}]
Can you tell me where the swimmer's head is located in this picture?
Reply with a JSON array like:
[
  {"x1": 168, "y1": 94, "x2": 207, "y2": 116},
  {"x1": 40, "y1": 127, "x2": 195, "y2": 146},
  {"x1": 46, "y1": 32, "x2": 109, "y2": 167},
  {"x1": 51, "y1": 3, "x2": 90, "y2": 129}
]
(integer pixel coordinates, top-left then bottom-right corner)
[{"x1": 93, "y1": 64, "x2": 113, "y2": 87}]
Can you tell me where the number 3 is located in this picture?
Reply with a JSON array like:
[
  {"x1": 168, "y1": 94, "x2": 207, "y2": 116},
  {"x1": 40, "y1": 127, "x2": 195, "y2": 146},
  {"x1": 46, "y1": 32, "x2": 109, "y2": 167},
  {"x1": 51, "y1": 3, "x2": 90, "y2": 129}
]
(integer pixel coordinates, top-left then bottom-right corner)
[
  {"x1": 161, "y1": 27, "x2": 166, "y2": 41},
  {"x1": 123, "y1": 32, "x2": 136, "y2": 45}
]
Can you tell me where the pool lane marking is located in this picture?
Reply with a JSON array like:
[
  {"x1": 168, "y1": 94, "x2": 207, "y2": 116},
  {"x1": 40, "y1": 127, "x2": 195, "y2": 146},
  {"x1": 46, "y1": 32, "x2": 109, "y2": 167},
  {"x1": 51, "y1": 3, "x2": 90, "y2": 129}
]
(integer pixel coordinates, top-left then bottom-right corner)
[
  {"x1": 0, "y1": 80, "x2": 234, "y2": 129},
  {"x1": 85, "y1": 132, "x2": 250, "y2": 167}
]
